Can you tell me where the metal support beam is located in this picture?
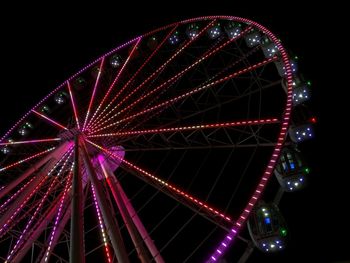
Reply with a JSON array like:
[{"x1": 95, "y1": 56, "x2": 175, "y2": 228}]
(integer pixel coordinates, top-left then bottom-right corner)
[
  {"x1": 100, "y1": 159, "x2": 155, "y2": 263},
  {"x1": 70, "y1": 137, "x2": 85, "y2": 263},
  {"x1": 80, "y1": 139, "x2": 129, "y2": 263},
  {"x1": 0, "y1": 142, "x2": 70, "y2": 200}
]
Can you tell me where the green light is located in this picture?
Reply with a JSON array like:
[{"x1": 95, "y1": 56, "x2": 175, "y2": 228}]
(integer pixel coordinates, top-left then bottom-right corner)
[
  {"x1": 294, "y1": 55, "x2": 299, "y2": 60},
  {"x1": 280, "y1": 228, "x2": 287, "y2": 237},
  {"x1": 304, "y1": 168, "x2": 310, "y2": 174},
  {"x1": 307, "y1": 81, "x2": 312, "y2": 86}
]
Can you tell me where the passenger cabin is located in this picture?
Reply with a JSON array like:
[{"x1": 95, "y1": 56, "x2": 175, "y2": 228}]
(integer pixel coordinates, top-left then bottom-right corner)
[{"x1": 248, "y1": 202, "x2": 288, "y2": 253}]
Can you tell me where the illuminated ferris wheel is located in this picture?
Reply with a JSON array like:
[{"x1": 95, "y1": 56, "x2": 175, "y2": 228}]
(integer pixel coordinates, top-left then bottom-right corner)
[{"x1": 0, "y1": 16, "x2": 314, "y2": 262}]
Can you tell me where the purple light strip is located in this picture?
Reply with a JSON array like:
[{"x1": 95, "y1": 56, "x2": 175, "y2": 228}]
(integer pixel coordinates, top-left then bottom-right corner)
[
  {"x1": 91, "y1": 184, "x2": 112, "y2": 263},
  {"x1": 67, "y1": 81, "x2": 81, "y2": 130},
  {"x1": 205, "y1": 17, "x2": 294, "y2": 263},
  {"x1": 44, "y1": 163, "x2": 73, "y2": 262},
  {"x1": 6, "y1": 174, "x2": 60, "y2": 262},
  {"x1": 82, "y1": 57, "x2": 105, "y2": 131},
  {"x1": 0, "y1": 138, "x2": 61, "y2": 146}
]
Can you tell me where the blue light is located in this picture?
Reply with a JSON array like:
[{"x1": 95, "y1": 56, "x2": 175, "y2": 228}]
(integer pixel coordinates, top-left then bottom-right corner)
[
  {"x1": 265, "y1": 218, "x2": 271, "y2": 224},
  {"x1": 290, "y1": 162, "x2": 295, "y2": 170}
]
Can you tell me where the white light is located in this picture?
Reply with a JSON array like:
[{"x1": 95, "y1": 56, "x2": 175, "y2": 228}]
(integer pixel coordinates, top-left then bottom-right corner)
[
  {"x1": 264, "y1": 212, "x2": 269, "y2": 216},
  {"x1": 287, "y1": 181, "x2": 290, "y2": 185},
  {"x1": 294, "y1": 182, "x2": 299, "y2": 186},
  {"x1": 279, "y1": 245, "x2": 283, "y2": 249},
  {"x1": 276, "y1": 240, "x2": 280, "y2": 244},
  {"x1": 270, "y1": 244, "x2": 275, "y2": 248}
]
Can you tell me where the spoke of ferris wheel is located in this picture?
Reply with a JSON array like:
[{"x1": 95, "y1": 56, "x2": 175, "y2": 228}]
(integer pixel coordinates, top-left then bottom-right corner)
[
  {"x1": 69, "y1": 137, "x2": 85, "y2": 263},
  {"x1": 81, "y1": 139, "x2": 130, "y2": 263},
  {"x1": 87, "y1": 140, "x2": 233, "y2": 224},
  {"x1": 100, "y1": 159, "x2": 156, "y2": 263},
  {"x1": 82, "y1": 57, "x2": 105, "y2": 131},
  {"x1": 0, "y1": 142, "x2": 72, "y2": 200},
  {"x1": 0, "y1": 137, "x2": 61, "y2": 146},
  {"x1": 91, "y1": 183, "x2": 113, "y2": 263},
  {"x1": 92, "y1": 25, "x2": 254, "y2": 132},
  {"x1": 85, "y1": 26, "x2": 179, "y2": 130},
  {"x1": 86, "y1": 37, "x2": 142, "y2": 130},
  {"x1": 32, "y1": 110, "x2": 68, "y2": 130},
  {"x1": 0, "y1": 150, "x2": 71, "y2": 240},
  {"x1": 67, "y1": 80, "x2": 81, "y2": 130},
  {"x1": 0, "y1": 147, "x2": 56, "y2": 173},
  {"x1": 88, "y1": 118, "x2": 279, "y2": 139},
  {"x1": 110, "y1": 44, "x2": 267, "y2": 136},
  {"x1": 5, "y1": 173, "x2": 61, "y2": 262},
  {"x1": 0, "y1": 149, "x2": 73, "y2": 238},
  {"x1": 90, "y1": 56, "x2": 278, "y2": 134},
  {"x1": 87, "y1": 21, "x2": 219, "y2": 131},
  {"x1": 10, "y1": 189, "x2": 66, "y2": 263},
  {"x1": 42, "y1": 167, "x2": 73, "y2": 263},
  {"x1": 88, "y1": 20, "x2": 223, "y2": 131}
]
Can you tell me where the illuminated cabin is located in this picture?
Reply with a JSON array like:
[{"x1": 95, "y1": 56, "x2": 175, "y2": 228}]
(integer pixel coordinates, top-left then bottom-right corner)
[
  {"x1": 247, "y1": 202, "x2": 288, "y2": 253},
  {"x1": 274, "y1": 146, "x2": 309, "y2": 192}
]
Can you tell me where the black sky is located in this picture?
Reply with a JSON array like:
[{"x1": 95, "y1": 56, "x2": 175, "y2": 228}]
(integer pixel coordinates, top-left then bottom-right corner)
[{"x1": 0, "y1": 2, "x2": 347, "y2": 262}]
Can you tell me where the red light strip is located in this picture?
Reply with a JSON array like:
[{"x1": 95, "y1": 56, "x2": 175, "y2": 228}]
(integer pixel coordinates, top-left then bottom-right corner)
[
  {"x1": 86, "y1": 27, "x2": 179, "y2": 131},
  {"x1": 82, "y1": 57, "x2": 105, "y2": 131},
  {"x1": 0, "y1": 138, "x2": 61, "y2": 146},
  {"x1": 32, "y1": 110, "x2": 68, "y2": 130},
  {"x1": 0, "y1": 147, "x2": 55, "y2": 172},
  {"x1": 90, "y1": 26, "x2": 253, "y2": 132},
  {"x1": 87, "y1": 37, "x2": 142, "y2": 128},
  {"x1": 67, "y1": 81, "x2": 81, "y2": 130},
  {"x1": 91, "y1": 184, "x2": 112, "y2": 263},
  {"x1": 90, "y1": 56, "x2": 277, "y2": 134},
  {"x1": 88, "y1": 20, "x2": 217, "y2": 131},
  {"x1": 88, "y1": 118, "x2": 278, "y2": 138},
  {"x1": 87, "y1": 140, "x2": 233, "y2": 222}
]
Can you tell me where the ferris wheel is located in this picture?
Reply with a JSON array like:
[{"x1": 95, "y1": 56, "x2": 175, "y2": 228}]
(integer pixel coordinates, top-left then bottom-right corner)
[{"x1": 0, "y1": 16, "x2": 314, "y2": 262}]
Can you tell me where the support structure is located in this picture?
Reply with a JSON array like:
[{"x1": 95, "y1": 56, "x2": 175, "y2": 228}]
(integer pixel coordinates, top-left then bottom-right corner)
[
  {"x1": 100, "y1": 159, "x2": 158, "y2": 263},
  {"x1": 80, "y1": 139, "x2": 130, "y2": 263}
]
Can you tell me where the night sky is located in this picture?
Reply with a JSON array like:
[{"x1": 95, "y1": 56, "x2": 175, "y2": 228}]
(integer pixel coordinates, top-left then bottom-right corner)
[{"x1": 1, "y1": 2, "x2": 347, "y2": 262}]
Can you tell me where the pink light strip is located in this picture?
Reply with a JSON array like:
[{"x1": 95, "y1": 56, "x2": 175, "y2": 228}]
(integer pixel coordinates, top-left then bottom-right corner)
[
  {"x1": 67, "y1": 81, "x2": 81, "y2": 130},
  {"x1": 87, "y1": 37, "x2": 142, "y2": 128},
  {"x1": 0, "y1": 138, "x2": 61, "y2": 146},
  {"x1": 87, "y1": 140, "x2": 232, "y2": 222},
  {"x1": 44, "y1": 163, "x2": 74, "y2": 262},
  {"x1": 82, "y1": 57, "x2": 105, "y2": 131},
  {"x1": 205, "y1": 19, "x2": 294, "y2": 263},
  {"x1": 6, "y1": 174, "x2": 60, "y2": 262},
  {"x1": 91, "y1": 184, "x2": 112, "y2": 263},
  {"x1": 86, "y1": 26, "x2": 178, "y2": 130},
  {"x1": 0, "y1": 147, "x2": 55, "y2": 172},
  {"x1": 88, "y1": 20, "x2": 217, "y2": 131},
  {"x1": 0, "y1": 176, "x2": 36, "y2": 212},
  {"x1": 32, "y1": 110, "x2": 68, "y2": 130},
  {"x1": 91, "y1": 56, "x2": 277, "y2": 134},
  {"x1": 89, "y1": 118, "x2": 278, "y2": 138}
]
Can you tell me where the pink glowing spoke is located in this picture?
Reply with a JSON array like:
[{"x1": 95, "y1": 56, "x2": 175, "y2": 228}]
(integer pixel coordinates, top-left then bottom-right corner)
[
  {"x1": 67, "y1": 81, "x2": 81, "y2": 130},
  {"x1": 87, "y1": 140, "x2": 233, "y2": 223},
  {"x1": 0, "y1": 176, "x2": 36, "y2": 213},
  {"x1": 87, "y1": 37, "x2": 142, "y2": 128},
  {"x1": 91, "y1": 184, "x2": 112, "y2": 263},
  {"x1": 0, "y1": 147, "x2": 55, "y2": 173},
  {"x1": 32, "y1": 110, "x2": 68, "y2": 130},
  {"x1": 88, "y1": 118, "x2": 279, "y2": 138},
  {"x1": 88, "y1": 20, "x2": 217, "y2": 131},
  {"x1": 91, "y1": 56, "x2": 277, "y2": 134},
  {"x1": 43, "y1": 167, "x2": 73, "y2": 262},
  {"x1": 6, "y1": 175, "x2": 59, "y2": 262},
  {"x1": 86, "y1": 26, "x2": 179, "y2": 130},
  {"x1": 0, "y1": 138, "x2": 61, "y2": 146},
  {"x1": 90, "y1": 26, "x2": 254, "y2": 132},
  {"x1": 82, "y1": 58, "x2": 105, "y2": 131}
]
